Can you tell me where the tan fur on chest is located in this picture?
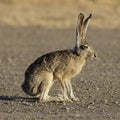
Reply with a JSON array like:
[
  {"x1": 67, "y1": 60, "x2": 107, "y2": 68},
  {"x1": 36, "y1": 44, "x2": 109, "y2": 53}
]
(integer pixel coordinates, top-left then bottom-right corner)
[
  {"x1": 54, "y1": 56, "x2": 85, "y2": 80},
  {"x1": 69, "y1": 57, "x2": 85, "y2": 76}
]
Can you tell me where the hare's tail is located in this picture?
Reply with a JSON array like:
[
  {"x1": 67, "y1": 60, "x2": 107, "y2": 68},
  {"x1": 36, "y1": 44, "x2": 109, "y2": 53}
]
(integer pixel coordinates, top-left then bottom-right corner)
[{"x1": 21, "y1": 79, "x2": 42, "y2": 96}]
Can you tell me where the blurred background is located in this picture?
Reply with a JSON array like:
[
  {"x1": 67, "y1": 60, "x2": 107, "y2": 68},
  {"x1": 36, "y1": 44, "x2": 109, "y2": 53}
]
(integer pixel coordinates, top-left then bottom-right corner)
[{"x1": 0, "y1": 0, "x2": 119, "y2": 29}]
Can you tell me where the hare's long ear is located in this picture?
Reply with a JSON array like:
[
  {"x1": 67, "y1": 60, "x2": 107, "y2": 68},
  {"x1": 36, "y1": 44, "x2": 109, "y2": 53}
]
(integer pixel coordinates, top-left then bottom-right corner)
[
  {"x1": 82, "y1": 13, "x2": 92, "y2": 40},
  {"x1": 76, "y1": 13, "x2": 84, "y2": 48}
]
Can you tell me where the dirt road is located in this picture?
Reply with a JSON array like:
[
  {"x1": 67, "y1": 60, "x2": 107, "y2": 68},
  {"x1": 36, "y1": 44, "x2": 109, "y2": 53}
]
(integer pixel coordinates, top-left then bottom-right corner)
[{"x1": 0, "y1": 26, "x2": 120, "y2": 120}]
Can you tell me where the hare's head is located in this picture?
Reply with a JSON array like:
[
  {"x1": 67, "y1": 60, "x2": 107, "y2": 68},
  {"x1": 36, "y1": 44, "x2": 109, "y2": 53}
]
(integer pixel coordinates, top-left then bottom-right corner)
[{"x1": 74, "y1": 13, "x2": 97, "y2": 59}]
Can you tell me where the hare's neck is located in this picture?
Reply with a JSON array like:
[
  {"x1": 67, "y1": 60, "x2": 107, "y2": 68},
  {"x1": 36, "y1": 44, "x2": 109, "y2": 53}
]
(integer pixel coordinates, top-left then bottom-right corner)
[
  {"x1": 70, "y1": 56, "x2": 86, "y2": 76},
  {"x1": 78, "y1": 57, "x2": 86, "y2": 67},
  {"x1": 79, "y1": 51, "x2": 88, "y2": 60}
]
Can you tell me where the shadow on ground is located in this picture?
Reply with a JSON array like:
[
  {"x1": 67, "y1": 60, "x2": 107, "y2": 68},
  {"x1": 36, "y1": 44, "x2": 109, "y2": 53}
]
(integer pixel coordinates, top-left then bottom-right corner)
[{"x1": 0, "y1": 96, "x2": 38, "y2": 103}]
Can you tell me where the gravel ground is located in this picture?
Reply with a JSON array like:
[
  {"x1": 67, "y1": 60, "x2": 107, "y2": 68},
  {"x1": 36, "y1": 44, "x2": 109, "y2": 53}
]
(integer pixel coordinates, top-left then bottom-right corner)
[{"x1": 0, "y1": 26, "x2": 120, "y2": 120}]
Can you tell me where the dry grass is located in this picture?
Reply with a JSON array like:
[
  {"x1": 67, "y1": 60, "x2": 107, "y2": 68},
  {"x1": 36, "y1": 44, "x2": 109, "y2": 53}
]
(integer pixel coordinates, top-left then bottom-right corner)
[{"x1": 0, "y1": 0, "x2": 119, "y2": 29}]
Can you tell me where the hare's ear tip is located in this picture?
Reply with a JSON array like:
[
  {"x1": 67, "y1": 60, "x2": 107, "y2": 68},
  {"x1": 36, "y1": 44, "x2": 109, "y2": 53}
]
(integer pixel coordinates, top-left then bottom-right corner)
[
  {"x1": 79, "y1": 12, "x2": 84, "y2": 16},
  {"x1": 79, "y1": 13, "x2": 92, "y2": 18},
  {"x1": 80, "y1": 12, "x2": 84, "y2": 15}
]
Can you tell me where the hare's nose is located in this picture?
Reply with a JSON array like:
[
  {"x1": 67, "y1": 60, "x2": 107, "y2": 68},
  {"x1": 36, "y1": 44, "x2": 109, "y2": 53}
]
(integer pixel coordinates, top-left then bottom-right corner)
[{"x1": 94, "y1": 52, "x2": 97, "y2": 58}]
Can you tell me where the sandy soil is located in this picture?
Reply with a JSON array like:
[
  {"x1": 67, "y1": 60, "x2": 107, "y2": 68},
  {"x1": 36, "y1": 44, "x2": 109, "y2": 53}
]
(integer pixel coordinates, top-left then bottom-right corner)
[{"x1": 0, "y1": 26, "x2": 120, "y2": 120}]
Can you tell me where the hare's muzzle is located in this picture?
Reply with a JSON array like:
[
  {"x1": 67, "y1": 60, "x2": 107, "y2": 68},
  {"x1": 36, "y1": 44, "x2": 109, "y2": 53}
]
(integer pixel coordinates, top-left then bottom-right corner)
[{"x1": 94, "y1": 52, "x2": 97, "y2": 59}]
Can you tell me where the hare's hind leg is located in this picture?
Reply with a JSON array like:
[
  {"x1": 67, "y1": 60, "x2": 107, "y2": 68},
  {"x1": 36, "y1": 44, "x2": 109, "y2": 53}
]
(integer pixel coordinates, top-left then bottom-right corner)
[
  {"x1": 39, "y1": 72, "x2": 53, "y2": 102},
  {"x1": 39, "y1": 72, "x2": 58, "y2": 102}
]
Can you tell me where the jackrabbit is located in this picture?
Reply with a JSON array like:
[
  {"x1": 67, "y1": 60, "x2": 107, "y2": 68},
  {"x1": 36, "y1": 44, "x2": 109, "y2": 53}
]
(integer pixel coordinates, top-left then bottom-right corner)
[{"x1": 22, "y1": 13, "x2": 97, "y2": 102}]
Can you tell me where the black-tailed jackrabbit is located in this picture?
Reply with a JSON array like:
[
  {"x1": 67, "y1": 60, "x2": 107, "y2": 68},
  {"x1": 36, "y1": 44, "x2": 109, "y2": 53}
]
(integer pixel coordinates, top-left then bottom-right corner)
[{"x1": 22, "y1": 13, "x2": 97, "y2": 102}]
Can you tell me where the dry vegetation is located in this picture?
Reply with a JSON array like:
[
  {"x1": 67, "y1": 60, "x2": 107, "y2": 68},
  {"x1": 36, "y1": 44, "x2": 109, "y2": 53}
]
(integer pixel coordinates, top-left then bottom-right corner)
[{"x1": 0, "y1": 0, "x2": 119, "y2": 29}]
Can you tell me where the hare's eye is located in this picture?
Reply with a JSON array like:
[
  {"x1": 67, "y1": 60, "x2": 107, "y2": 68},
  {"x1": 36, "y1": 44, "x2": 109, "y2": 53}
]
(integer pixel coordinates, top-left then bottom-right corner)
[
  {"x1": 80, "y1": 45, "x2": 88, "y2": 50},
  {"x1": 84, "y1": 45, "x2": 88, "y2": 49}
]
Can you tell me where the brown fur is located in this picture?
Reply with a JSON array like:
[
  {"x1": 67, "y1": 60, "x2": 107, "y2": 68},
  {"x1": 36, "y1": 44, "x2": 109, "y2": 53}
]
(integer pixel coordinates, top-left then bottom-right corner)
[{"x1": 21, "y1": 13, "x2": 97, "y2": 102}]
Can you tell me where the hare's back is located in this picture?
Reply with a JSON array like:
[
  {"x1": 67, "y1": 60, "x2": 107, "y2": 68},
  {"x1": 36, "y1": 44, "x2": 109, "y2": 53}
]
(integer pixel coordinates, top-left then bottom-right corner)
[{"x1": 25, "y1": 50, "x2": 72, "y2": 76}]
